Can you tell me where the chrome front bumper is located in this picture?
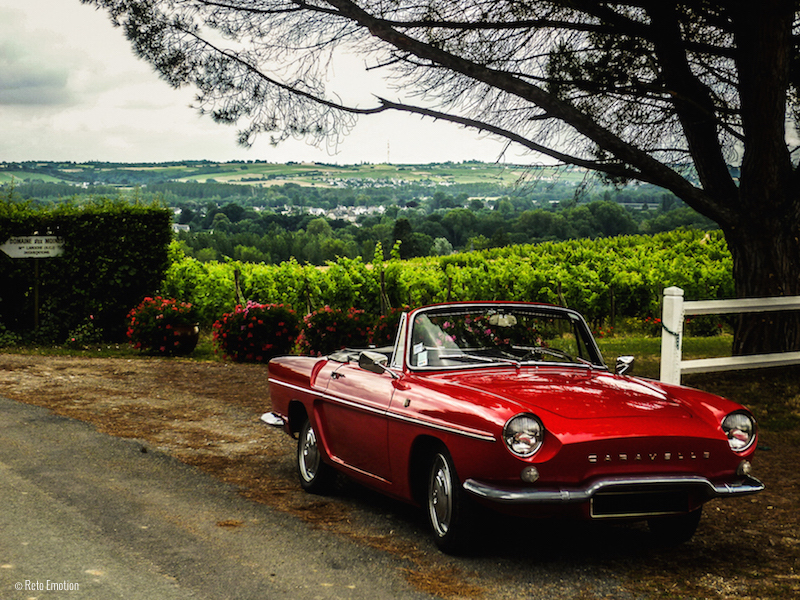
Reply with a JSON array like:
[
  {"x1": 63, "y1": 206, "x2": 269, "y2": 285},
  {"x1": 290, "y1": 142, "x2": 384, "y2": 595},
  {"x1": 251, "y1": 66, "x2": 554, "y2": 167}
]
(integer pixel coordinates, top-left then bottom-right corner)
[{"x1": 463, "y1": 474, "x2": 765, "y2": 505}]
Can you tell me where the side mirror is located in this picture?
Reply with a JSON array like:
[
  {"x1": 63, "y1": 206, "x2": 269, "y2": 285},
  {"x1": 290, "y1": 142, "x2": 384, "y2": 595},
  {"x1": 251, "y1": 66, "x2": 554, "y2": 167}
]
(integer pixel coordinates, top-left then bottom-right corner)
[
  {"x1": 615, "y1": 355, "x2": 635, "y2": 376},
  {"x1": 358, "y1": 350, "x2": 390, "y2": 375}
]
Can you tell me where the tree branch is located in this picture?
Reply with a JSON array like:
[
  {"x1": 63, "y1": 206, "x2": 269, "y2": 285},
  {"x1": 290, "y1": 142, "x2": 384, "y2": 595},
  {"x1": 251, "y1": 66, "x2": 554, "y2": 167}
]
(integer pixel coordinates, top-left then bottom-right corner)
[
  {"x1": 322, "y1": 0, "x2": 714, "y2": 213},
  {"x1": 374, "y1": 97, "x2": 653, "y2": 181}
]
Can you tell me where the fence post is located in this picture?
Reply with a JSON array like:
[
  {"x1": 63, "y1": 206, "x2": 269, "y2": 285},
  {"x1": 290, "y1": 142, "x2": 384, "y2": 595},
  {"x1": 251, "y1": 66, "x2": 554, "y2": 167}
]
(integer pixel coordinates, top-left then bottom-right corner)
[{"x1": 660, "y1": 286, "x2": 685, "y2": 385}]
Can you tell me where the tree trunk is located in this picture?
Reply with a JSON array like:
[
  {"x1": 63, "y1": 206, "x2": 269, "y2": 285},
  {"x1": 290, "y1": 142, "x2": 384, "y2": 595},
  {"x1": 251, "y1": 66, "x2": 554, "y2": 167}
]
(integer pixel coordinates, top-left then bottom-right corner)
[
  {"x1": 719, "y1": 1, "x2": 800, "y2": 355},
  {"x1": 725, "y1": 221, "x2": 800, "y2": 355}
]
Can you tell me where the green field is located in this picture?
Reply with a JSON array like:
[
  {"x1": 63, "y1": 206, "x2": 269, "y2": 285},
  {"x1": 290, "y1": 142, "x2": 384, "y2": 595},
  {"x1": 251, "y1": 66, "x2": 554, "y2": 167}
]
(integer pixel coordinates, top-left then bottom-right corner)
[
  {"x1": 0, "y1": 170, "x2": 66, "y2": 184},
  {"x1": 1, "y1": 160, "x2": 586, "y2": 188}
]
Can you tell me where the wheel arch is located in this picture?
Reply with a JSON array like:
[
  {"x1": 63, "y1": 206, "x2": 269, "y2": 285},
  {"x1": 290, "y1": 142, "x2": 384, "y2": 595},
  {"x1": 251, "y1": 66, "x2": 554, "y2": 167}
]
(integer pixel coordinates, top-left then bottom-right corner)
[
  {"x1": 408, "y1": 435, "x2": 449, "y2": 507},
  {"x1": 287, "y1": 399, "x2": 309, "y2": 436}
]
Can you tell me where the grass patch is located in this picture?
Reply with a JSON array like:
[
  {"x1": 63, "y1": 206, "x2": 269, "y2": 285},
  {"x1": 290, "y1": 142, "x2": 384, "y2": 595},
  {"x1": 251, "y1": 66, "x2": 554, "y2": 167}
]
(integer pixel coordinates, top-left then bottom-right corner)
[
  {"x1": 596, "y1": 334, "x2": 733, "y2": 379},
  {"x1": 0, "y1": 331, "x2": 221, "y2": 361}
]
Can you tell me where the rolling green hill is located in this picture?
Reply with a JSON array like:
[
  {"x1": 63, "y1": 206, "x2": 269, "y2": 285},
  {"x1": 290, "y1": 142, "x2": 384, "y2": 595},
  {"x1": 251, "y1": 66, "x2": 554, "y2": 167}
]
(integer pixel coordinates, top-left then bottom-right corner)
[{"x1": 0, "y1": 160, "x2": 584, "y2": 188}]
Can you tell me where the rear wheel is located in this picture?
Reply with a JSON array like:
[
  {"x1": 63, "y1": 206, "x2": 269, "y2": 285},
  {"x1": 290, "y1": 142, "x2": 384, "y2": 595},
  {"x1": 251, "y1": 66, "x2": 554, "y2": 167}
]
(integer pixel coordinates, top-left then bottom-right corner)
[
  {"x1": 297, "y1": 418, "x2": 335, "y2": 494},
  {"x1": 426, "y1": 447, "x2": 474, "y2": 553},
  {"x1": 648, "y1": 506, "x2": 703, "y2": 545}
]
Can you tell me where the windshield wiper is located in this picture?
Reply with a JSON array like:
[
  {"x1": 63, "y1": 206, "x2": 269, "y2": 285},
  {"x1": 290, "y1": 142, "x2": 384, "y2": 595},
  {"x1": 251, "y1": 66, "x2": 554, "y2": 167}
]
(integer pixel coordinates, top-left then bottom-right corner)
[
  {"x1": 440, "y1": 353, "x2": 521, "y2": 369},
  {"x1": 514, "y1": 345, "x2": 599, "y2": 369}
]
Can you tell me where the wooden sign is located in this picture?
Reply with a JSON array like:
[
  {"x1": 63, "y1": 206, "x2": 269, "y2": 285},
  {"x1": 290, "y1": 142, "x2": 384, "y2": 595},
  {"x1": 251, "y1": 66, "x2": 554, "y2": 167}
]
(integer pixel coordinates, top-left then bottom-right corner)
[{"x1": 0, "y1": 236, "x2": 65, "y2": 258}]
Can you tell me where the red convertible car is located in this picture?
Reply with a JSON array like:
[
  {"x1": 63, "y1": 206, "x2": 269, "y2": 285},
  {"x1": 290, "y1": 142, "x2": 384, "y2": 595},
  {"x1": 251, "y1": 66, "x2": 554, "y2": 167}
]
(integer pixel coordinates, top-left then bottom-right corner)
[{"x1": 265, "y1": 302, "x2": 763, "y2": 553}]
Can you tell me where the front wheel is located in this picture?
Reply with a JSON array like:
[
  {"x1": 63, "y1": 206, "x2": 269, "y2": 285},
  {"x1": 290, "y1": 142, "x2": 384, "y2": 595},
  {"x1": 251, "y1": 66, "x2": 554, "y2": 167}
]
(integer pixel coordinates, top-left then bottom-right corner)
[
  {"x1": 297, "y1": 418, "x2": 335, "y2": 494},
  {"x1": 426, "y1": 447, "x2": 474, "y2": 553}
]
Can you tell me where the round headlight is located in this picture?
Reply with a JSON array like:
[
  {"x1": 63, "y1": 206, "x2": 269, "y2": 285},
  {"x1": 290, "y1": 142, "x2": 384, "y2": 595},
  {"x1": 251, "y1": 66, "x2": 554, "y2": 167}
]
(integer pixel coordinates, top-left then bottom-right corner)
[
  {"x1": 503, "y1": 414, "x2": 544, "y2": 457},
  {"x1": 722, "y1": 412, "x2": 757, "y2": 452}
]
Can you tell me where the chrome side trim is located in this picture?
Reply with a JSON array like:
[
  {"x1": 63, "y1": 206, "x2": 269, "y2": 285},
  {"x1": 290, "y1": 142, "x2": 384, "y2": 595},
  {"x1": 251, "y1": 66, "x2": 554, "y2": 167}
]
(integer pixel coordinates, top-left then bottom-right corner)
[
  {"x1": 268, "y1": 378, "x2": 496, "y2": 443},
  {"x1": 463, "y1": 474, "x2": 765, "y2": 504},
  {"x1": 268, "y1": 377, "x2": 313, "y2": 394},
  {"x1": 386, "y1": 411, "x2": 496, "y2": 443},
  {"x1": 268, "y1": 378, "x2": 385, "y2": 416}
]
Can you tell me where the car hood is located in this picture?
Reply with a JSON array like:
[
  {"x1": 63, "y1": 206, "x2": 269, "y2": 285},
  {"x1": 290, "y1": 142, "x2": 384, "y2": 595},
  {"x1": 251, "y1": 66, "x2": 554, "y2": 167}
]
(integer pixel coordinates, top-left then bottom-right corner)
[{"x1": 435, "y1": 368, "x2": 691, "y2": 420}]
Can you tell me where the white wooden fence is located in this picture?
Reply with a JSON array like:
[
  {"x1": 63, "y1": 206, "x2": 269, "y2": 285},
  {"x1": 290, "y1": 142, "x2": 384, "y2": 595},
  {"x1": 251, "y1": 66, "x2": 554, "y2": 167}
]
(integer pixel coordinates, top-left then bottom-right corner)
[{"x1": 659, "y1": 286, "x2": 800, "y2": 384}]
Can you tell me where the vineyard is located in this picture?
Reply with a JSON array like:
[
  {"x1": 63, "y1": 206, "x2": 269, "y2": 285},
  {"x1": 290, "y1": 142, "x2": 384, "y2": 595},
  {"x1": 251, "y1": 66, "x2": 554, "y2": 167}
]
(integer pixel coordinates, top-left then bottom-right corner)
[{"x1": 163, "y1": 229, "x2": 733, "y2": 329}]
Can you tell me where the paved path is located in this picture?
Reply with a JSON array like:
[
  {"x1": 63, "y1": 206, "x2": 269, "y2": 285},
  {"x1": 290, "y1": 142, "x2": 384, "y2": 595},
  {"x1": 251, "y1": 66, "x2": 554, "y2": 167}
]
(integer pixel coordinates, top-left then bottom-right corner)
[{"x1": 0, "y1": 396, "x2": 430, "y2": 599}]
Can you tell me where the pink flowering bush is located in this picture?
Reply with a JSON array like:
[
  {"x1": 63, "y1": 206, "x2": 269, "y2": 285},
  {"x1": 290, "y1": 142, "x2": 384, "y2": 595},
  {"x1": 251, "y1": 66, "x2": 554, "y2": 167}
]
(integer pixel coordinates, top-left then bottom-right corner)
[
  {"x1": 369, "y1": 307, "x2": 408, "y2": 348},
  {"x1": 213, "y1": 302, "x2": 299, "y2": 363},
  {"x1": 431, "y1": 314, "x2": 513, "y2": 348},
  {"x1": 126, "y1": 296, "x2": 198, "y2": 355},
  {"x1": 298, "y1": 306, "x2": 374, "y2": 356}
]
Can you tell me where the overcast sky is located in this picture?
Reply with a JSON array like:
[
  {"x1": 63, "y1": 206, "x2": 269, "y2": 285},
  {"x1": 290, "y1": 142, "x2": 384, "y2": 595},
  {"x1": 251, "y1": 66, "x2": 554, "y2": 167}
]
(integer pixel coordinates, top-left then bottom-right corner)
[{"x1": 0, "y1": 0, "x2": 522, "y2": 165}]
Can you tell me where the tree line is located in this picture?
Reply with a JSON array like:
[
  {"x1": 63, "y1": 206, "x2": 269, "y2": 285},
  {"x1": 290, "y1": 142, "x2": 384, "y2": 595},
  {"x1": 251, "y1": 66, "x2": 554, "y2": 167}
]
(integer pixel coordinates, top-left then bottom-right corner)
[
  {"x1": 172, "y1": 188, "x2": 714, "y2": 265},
  {"x1": 5, "y1": 178, "x2": 715, "y2": 266}
]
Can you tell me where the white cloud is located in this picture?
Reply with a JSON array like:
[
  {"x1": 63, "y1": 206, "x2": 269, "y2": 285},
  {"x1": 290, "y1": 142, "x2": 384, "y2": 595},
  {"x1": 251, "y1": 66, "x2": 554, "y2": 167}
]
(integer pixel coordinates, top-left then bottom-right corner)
[
  {"x1": 0, "y1": 0, "x2": 522, "y2": 164},
  {"x1": 0, "y1": 12, "x2": 72, "y2": 106}
]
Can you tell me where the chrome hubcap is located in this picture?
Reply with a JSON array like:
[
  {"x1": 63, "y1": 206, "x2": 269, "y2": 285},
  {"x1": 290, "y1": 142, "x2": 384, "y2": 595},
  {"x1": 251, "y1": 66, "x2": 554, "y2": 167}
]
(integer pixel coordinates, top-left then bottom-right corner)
[
  {"x1": 300, "y1": 425, "x2": 320, "y2": 482},
  {"x1": 429, "y1": 454, "x2": 452, "y2": 536}
]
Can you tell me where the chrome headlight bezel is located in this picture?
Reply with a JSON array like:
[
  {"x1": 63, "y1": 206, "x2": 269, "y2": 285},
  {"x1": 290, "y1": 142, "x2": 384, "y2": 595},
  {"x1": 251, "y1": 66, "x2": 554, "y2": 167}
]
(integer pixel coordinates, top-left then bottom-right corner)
[
  {"x1": 503, "y1": 413, "x2": 545, "y2": 458},
  {"x1": 722, "y1": 411, "x2": 757, "y2": 453}
]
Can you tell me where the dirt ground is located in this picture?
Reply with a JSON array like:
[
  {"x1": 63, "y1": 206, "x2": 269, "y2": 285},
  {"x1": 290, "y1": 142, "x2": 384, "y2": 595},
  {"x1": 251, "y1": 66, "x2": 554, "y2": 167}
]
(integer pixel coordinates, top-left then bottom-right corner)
[{"x1": 0, "y1": 352, "x2": 798, "y2": 599}]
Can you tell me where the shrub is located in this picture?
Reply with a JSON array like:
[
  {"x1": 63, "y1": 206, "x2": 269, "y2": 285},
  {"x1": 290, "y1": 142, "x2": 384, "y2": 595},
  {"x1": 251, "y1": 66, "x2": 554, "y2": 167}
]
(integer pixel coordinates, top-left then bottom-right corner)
[
  {"x1": 298, "y1": 306, "x2": 374, "y2": 356},
  {"x1": 0, "y1": 323, "x2": 20, "y2": 347},
  {"x1": 126, "y1": 296, "x2": 199, "y2": 355},
  {"x1": 64, "y1": 315, "x2": 104, "y2": 349},
  {"x1": 685, "y1": 315, "x2": 727, "y2": 337},
  {"x1": 213, "y1": 302, "x2": 299, "y2": 362},
  {"x1": 369, "y1": 307, "x2": 408, "y2": 348},
  {"x1": 617, "y1": 316, "x2": 662, "y2": 337}
]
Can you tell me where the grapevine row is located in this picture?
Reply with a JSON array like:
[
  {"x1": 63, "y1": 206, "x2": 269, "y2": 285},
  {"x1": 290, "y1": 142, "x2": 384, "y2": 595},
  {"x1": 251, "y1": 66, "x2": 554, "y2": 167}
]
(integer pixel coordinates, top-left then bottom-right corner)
[{"x1": 163, "y1": 229, "x2": 733, "y2": 326}]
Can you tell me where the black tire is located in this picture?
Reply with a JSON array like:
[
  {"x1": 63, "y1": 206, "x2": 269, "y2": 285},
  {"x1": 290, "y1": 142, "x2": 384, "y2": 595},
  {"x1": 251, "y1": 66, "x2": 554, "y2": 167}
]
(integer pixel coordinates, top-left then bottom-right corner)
[
  {"x1": 297, "y1": 418, "x2": 335, "y2": 494},
  {"x1": 648, "y1": 506, "x2": 703, "y2": 545},
  {"x1": 426, "y1": 446, "x2": 474, "y2": 554}
]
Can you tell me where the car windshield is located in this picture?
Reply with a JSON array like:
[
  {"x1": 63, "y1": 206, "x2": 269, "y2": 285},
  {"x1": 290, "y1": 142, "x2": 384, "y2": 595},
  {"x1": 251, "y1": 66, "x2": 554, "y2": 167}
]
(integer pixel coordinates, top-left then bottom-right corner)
[{"x1": 408, "y1": 305, "x2": 603, "y2": 370}]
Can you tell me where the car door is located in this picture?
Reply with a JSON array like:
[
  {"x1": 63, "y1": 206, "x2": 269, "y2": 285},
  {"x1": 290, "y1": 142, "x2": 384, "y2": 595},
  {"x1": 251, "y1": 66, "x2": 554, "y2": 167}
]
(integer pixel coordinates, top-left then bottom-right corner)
[{"x1": 316, "y1": 360, "x2": 396, "y2": 483}]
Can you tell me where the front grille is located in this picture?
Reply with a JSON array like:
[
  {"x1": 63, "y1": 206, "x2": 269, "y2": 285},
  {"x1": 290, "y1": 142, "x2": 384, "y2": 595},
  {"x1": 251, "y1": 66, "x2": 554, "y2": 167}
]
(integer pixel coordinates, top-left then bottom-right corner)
[{"x1": 591, "y1": 490, "x2": 689, "y2": 518}]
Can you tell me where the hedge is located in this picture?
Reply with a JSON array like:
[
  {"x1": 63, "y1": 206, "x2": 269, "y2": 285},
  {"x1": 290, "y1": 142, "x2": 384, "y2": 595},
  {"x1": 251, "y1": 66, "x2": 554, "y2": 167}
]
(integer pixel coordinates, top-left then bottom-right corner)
[{"x1": 0, "y1": 198, "x2": 172, "y2": 341}]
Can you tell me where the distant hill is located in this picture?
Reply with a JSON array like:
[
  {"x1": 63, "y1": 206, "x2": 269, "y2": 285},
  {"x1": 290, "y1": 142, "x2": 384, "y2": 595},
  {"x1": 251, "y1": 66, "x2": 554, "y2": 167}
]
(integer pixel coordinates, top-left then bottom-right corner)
[{"x1": 0, "y1": 160, "x2": 584, "y2": 188}]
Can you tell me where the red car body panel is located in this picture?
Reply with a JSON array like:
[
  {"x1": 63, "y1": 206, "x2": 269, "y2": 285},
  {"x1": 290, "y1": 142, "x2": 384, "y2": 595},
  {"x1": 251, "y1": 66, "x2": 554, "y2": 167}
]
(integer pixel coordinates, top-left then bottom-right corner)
[{"x1": 267, "y1": 302, "x2": 762, "y2": 525}]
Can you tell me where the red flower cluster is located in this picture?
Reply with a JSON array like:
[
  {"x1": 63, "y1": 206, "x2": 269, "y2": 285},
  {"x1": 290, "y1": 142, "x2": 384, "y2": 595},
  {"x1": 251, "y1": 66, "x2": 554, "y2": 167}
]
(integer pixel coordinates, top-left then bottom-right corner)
[
  {"x1": 297, "y1": 306, "x2": 373, "y2": 356},
  {"x1": 369, "y1": 307, "x2": 407, "y2": 348},
  {"x1": 593, "y1": 326, "x2": 614, "y2": 339},
  {"x1": 642, "y1": 316, "x2": 663, "y2": 337},
  {"x1": 212, "y1": 301, "x2": 299, "y2": 363},
  {"x1": 126, "y1": 296, "x2": 198, "y2": 354}
]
